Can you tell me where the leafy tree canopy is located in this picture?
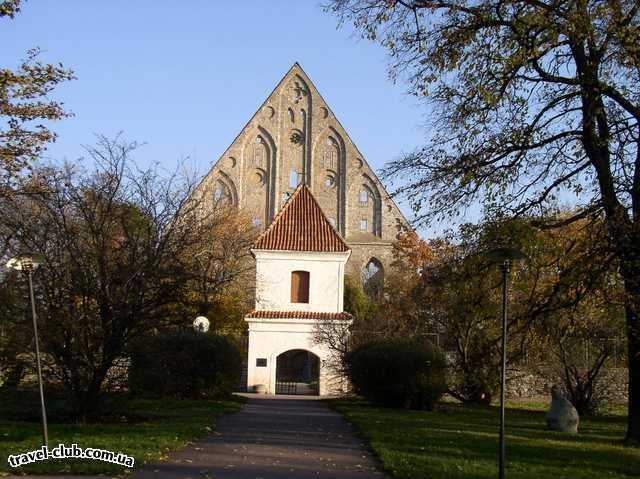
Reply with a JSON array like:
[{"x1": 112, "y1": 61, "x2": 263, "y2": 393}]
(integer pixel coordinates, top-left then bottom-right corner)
[
  {"x1": 327, "y1": 0, "x2": 640, "y2": 442},
  {"x1": 1, "y1": 0, "x2": 75, "y2": 195}
]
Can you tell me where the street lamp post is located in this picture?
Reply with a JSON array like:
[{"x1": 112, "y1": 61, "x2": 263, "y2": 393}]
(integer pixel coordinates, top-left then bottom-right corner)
[
  {"x1": 485, "y1": 247, "x2": 526, "y2": 479},
  {"x1": 6, "y1": 253, "x2": 48, "y2": 448}
]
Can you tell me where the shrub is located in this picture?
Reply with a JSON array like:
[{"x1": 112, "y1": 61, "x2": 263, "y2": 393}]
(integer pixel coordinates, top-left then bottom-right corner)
[
  {"x1": 346, "y1": 338, "x2": 447, "y2": 410},
  {"x1": 129, "y1": 330, "x2": 242, "y2": 399}
]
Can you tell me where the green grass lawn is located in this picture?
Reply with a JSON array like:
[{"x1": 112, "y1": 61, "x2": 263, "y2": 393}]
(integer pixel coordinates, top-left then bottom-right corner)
[
  {"x1": 332, "y1": 399, "x2": 639, "y2": 479},
  {"x1": 0, "y1": 391, "x2": 243, "y2": 475}
]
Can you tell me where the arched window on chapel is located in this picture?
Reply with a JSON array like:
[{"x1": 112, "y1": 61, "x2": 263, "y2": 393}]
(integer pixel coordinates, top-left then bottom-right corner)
[{"x1": 291, "y1": 271, "x2": 310, "y2": 304}]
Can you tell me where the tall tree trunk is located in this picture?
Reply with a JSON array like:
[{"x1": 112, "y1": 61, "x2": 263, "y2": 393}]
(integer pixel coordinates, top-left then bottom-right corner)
[
  {"x1": 606, "y1": 209, "x2": 640, "y2": 443},
  {"x1": 626, "y1": 303, "x2": 640, "y2": 443},
  {"x1": 73, "y1": 364, "x2": 111, "y2": 421},
  {"x1": 619, "y1": 243, "x2": 640, "y2": 443},
  {"x1": 574, "y1": 44, "x2": 639, "y2": 440}
]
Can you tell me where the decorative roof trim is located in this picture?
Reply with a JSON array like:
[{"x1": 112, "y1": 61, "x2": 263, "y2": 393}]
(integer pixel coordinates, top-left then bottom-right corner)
[{"x1": 245, "y1": 310, "x2": 353, "y2": 320}]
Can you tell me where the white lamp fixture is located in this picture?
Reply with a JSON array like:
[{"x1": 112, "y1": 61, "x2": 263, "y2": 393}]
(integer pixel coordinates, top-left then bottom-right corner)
[
  {"x1": 193, "y1": 316, "x2": 210, "y2": 333},
  {"x1": 6, "y1": 253, "x2": 45, "y2": 272}
]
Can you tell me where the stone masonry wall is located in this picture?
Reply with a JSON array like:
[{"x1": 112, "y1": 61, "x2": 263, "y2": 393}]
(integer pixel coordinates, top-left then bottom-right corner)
[
  {"x1": 194, "y1": 63, "x2": 411, "y2": 283},
  {"x1": 507, "y1": 367, "x2": 628, "y2": 403}
]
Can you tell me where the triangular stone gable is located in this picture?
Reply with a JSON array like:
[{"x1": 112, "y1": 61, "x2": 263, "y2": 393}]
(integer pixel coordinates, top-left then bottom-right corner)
[
  {"x1": 254, "y1": 184, "x2": 349, "y2": 252},
  {"x1": 197, "y1": 62, "x2": 411, "y2": 275}
]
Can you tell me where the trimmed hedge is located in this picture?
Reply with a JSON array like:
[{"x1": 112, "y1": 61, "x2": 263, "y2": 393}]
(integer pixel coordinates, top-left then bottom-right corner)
[
  {"x1": 347, "y1": 338, "x2": 447, "y2": 410},
  {"x1": 129, "y1": 330, "x2": 242, "y2": 399}
]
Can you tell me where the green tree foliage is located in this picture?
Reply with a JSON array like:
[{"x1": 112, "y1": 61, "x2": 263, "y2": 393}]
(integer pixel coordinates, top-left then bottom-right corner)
[
  {"x1": 0, "y1": 135, "x2": 255, "y2": 418},
  {"x1": 345, "y1": 233, "x2": 433, "y2": 342},
  {"x1": 417, "y1": 216, "x2": 624, "y2": 408},
  {"x1": 1, "y1": 1, "x2": 75, "y2": 195},
  {"x1": 347, "y1": 338, "x2": 447, "y2": 410},
  {"x1": 539, "y1": 276, "x2": 625, "y2": 415},
  {"x1": 0, "y1": 272, "x2": 31, "y2": 387},
  {"x1": 178, "y1": 209, "x2": 256, "y2": 337},
  {"x1": 0, "y1": 0, "x2": 21, "y2": 17},
  {"x1": 129, "y1": 331, "x2": 242, "y2": 399},
  {"x1": 380, "y1": 231, "x2": 435, "y2": 336},
  {"x1": 344, "y1": 274, "x2": 377, "y2": 323},
  {"x1": 418, "y1": 237, "x2": 506, "y2": 405},
  {"x1": 312, "y1": 275, "x2": 377, "y2": 377},
  {"x1": 543, "y1": 314, "x2": 623, "y2": 416},
  {"x1": 314, "y1": 233, "x2": 454, "y2": 382},
  {"x1": 328, "y1": 0, "x2": 640, "y2": 441}
]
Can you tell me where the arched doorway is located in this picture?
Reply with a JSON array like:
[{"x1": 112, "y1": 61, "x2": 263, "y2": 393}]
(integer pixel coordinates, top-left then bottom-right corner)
[
  {"x1": 275, "y1": 349, "x2": 320, "y2": 395},
  {"x1": 362, "y1": 258, "x2": 384, "y2": 298}
]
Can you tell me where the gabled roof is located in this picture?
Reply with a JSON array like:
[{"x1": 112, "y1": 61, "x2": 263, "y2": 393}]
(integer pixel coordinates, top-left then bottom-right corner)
[{"x1": 253, "y1": 184, "x2": 349, "y2": 252}]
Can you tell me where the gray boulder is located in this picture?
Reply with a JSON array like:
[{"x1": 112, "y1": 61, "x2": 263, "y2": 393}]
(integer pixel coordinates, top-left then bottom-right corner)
[{"x1": 546, "y1": 385, "x2": 579, "y2": 434}]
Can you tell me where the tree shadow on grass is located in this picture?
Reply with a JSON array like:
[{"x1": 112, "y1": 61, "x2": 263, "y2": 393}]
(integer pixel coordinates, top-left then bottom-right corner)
[{"x1": 334, "y1": 400, "x2": 637, "y2": 479}]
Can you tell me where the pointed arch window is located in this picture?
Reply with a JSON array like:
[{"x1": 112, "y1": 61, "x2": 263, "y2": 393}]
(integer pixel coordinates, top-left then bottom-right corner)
[
  {"x1": 291, "y1": 271, "x2": 310, "y2": 304},
  {"x1": 363, "y1": 259, "x2": 384, "y2": 298},
  {"x1": 213, "y1": 180, "x2": 233, "y2": 205},
  {"x1": 289, "y1": 170, "x2": 300, "y2": 188}
]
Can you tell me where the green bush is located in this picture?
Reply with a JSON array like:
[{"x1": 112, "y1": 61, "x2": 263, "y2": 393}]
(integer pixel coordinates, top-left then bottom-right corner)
[
  {"x1": 347, "y1": 338, "x2": 447, "y2": 410},
  {"x1": 129, "y1": 330, "x2": 242, "y2": 399}
]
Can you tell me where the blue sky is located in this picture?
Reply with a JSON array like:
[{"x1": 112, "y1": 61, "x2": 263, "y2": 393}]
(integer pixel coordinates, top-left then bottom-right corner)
[{"x1": 3, "y1": 1, "x2": 433, "y2": 230}]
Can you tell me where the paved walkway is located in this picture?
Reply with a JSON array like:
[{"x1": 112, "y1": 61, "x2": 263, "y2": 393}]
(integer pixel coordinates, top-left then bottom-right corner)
[{"x1": 133, "y1": 394, "x2": 387, "y2": 479}]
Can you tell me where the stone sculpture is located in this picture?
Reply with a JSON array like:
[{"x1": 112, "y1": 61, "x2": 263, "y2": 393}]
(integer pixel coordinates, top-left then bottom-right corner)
[{"x1": 546, "y1": 385, "x2": 579, "y2": 434}]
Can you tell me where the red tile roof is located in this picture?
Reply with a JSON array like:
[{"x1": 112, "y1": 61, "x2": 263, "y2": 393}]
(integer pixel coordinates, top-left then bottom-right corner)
[
  {"x1": 254, "y1": 184, "x2": 349, "y2": 252},
  {"x1": 245, "y1": 310, "x2": 353, "y2": 320}
]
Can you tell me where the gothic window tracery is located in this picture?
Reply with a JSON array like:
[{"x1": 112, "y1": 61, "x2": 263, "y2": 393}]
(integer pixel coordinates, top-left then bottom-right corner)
[
  {"x1": 359, "y1": 189, "x2": 369, "y2": 205},
  {"x1": 323, "y1": 137, "x2": 338, "y2": 170},
  {"x1": 213, "y1": 179, "x2": 235, "y2": 206},
  {"x1": 358, "y1": 177, "x2": 382, "y2": 237},
  {"x1": 252, "y1": 137, "x2": 267, "y2": 168},
  {"x1": 362, "y1": 258, "x2": 384, "y2": 298},
  {"x1": 289, "y1": 170, "x2": 300, "y2": 188}
]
